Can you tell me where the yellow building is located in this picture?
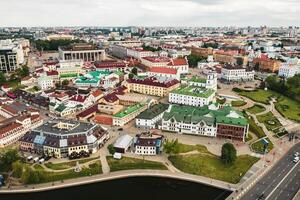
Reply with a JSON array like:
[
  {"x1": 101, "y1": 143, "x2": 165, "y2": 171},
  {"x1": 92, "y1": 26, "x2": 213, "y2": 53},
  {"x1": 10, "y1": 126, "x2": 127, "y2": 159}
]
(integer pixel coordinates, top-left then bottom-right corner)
[{"x1": 126, "y1": 76, "x2": 180, "y2": 97}]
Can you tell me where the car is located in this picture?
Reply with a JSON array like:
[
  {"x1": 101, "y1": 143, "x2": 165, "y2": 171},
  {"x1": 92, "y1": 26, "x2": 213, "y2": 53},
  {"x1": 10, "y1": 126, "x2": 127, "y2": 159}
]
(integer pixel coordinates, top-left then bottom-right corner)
[
  {"x1": 257, "y1": 194, "x2": 265, "y2": 200},
  {"x1": 294, "y1": 152, "x2": 299, "y2": 157},
  {"x1": 293, "y1": 156, "x2": 299, "y2": 163},
  {"x1": 118, "y1": 128, "x2": 123, "y2": 131}
]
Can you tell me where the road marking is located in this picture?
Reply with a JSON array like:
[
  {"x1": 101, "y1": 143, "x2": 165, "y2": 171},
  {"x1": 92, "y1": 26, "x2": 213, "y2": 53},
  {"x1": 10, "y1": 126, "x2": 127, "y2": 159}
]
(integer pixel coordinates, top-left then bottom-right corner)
[{"x1": 266, "y1": 160, "x2": 300, "y2": 200}]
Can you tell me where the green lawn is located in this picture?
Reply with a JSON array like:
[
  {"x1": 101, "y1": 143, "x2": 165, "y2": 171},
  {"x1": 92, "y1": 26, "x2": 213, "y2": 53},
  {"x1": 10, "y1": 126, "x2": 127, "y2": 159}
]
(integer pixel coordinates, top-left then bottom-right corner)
[
  {"x1": 176, "y1": 143, "x2": 213, "y2": 154},
  {"x1": 246, "y1": 104, "x2": 266, "y2": 114},
  {"x1": 257, "y1": 112, "x2": 282, "y2": 132},
  {"x1": 251, "y1": 138, "x2": 274, "y2": 154},
  {"x1": 245, "y1": 133, "x2": 253, "y2": 142},
  {"x1": 275, "y1": 97, "x2": 300, "y2": 122},
  {"x1": 32, "y1": 161, "x2": 101, "y2": 184},
  {"x1": 106, "y1": 156, "x2": 167, "y2": 172},
  {"x1": 233, "y1": 88, "x2": 279, "y2": 104},
  {"x1": 169, "y1": 154, "x2": 259, "y2": 184},
  {"x1": 231, "y1": 100, "x2": 247, "y2": 107},
  {"x1": 245, "y1": 114, "x2": 266, "y2": 138},
  {"x1": 44, "y1": 158, "x2": 98, "y2": 170}
]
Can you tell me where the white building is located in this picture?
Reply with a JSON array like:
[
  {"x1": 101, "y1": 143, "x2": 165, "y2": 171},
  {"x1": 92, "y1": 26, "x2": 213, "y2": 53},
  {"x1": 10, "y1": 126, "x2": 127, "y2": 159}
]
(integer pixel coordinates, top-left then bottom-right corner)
[
  {"x1": 278, "y1": 63, "x2": 300, "y2": 78},
  {"x1": 38, "y1": 76, "x2": 54, "y2": 90},
  {"x1": 221, "y1": 65, "x2": 255, "y2": 82},
  {"x1": 147, "y1": 67, "x2": 180, "y2": 80},
  {"x1": 127, "y1": 48, "x2": 157, "y2": 60},
  {"x1": 134, "y1": 133, "x2": 163, "y2": 156}
]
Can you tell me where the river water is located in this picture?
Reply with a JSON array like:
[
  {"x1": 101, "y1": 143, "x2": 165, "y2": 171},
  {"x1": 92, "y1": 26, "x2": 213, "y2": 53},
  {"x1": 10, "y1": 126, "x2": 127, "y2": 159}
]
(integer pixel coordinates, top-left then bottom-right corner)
[{"x1": 0, "y1": 176, "x2": 231, "y2": 200}]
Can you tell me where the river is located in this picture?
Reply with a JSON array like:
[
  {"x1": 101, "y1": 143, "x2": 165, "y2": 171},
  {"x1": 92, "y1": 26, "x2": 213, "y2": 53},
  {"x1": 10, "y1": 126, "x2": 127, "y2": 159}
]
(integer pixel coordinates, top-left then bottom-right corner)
[{"x1": 0, "y1": 176, "x2": 231, "y2": 200}]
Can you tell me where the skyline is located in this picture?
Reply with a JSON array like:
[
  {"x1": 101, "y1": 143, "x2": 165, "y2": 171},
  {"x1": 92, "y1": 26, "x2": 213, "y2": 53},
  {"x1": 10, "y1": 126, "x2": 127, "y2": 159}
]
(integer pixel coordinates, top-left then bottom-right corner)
[{"x1": 0, "y1": 0, "x2": 299, "y2": 27}]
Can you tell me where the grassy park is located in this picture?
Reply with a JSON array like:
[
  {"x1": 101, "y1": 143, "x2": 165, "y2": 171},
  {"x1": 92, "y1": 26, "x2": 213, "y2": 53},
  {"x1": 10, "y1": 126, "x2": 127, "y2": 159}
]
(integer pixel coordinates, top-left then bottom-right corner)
[
  {"x1": 231, "y1": 100, "x2": 247, "y2": 107},
  {"x1": 44, "y1": 158, "x2": 97, "y2": 170},
  {"x1": 106, "y1": 156, "x2": 167, "y2": 172},
  {"x1": 246, "y1": 104, "x2": 266, "y2": 114},
  {"x1": 169, "y1": 154, "x2": 259, "y2": 184},
  {"x1": 233, "y1": 88, "x2": 278, "y2": 104},
  {"x1": 257, "y1": 112, "x2": 282, "y2": 132},
  {"x1": 251, "y1": 138, "x2": 274, "y2": 154}
]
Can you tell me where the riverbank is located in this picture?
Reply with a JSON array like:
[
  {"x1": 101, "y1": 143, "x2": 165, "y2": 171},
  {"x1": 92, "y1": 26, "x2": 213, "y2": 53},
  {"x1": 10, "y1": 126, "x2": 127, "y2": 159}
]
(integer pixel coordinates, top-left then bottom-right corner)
[{"x1": 0, "y1": 170, "x2": 235, "y2": 194}]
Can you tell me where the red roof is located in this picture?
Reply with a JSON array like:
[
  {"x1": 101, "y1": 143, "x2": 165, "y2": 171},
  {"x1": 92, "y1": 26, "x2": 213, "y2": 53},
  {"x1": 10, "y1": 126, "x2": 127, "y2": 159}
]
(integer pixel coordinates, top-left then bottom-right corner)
[
  {"x1": 46, "y1": 70, "x2": 59, "y2": 76},
  {"x1": 149, "y1": 67, "x2": 177, "y2": 75},
  {"x1": 94, "y1": 115, "x2": 113, "y2": 125},
  {"x1": 127, "y1": 76, "x2": 179, "y2": 88},
  {"x1": 76, "y1": 104, "x2": 98, "y2": 118},
  {"x1": 168, "y1": 58, "x2": 188, "y2": 66},
  {"x1": 103, "y1": 93, "x2": 119, "y2": 103},
  {"x1": 94, "y1": 60, "x2": 126, "y2": 69},
  {"x1": 142, "y1": 56, "x2": 170, "y2": 63}
]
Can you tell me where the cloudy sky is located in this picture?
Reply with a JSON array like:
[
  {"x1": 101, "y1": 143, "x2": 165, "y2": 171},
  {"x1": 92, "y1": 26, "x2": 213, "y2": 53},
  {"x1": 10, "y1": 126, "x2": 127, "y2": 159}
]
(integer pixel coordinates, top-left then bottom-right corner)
[{"x1": 0, "y1": 0, "x2": 299, "y2": 27}]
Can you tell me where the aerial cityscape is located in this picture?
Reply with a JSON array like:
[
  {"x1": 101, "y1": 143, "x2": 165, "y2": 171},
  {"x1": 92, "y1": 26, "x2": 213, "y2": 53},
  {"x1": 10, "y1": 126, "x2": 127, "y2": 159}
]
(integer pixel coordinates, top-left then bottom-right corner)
[{"x1": 0, "y1": 1, "x2": 299, "y2": 200}]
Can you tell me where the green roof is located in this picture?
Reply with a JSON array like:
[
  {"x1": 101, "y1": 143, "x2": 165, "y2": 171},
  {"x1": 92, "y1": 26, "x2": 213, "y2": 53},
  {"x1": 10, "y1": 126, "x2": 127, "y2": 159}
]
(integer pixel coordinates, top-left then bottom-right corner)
[
  {"x1": 216, "y1": 116, "x2": 248, "y2": 126},
  {"x1": 114, "y1": 70, "x2": 124, "y2": 76},
  {"x1": 190, "y1": 76, "x2": 206, "y2": 83},
  {"x1": 55, "y1": 104, "x2": 66, "y2": 112},
  {"x1": 113, "y1": 103, "x2": 146, "y2": 118},
  {"x1": 60, "y1": 73, "x2": 78, "y2": 78},
  {"x1": 136, "y1": 103, "x2": 169, "y2": 120},
  {"x1": 171, "y1": 85, "x2": 215, "y2": 98},
  {"x1": 162, "y1": 104, "x2": 248, "y2": 126}
]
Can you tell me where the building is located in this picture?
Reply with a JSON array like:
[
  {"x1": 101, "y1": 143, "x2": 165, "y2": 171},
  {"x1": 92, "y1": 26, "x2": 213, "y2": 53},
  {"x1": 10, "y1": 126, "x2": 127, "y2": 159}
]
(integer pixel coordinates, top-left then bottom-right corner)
[
  {"x1": 169, "y1": 85, "x2": 216, "y2": 107},
  {"x1": 113, "y1": 134, "x2": 134, "y2": 153},
  {"x1": 188, "y1": 71, "x2": 218, "y2": 91},
  {"x1": 38, "y1": 76, "x2": 54, "y2": 90},
  {"x1": 0, "y1": 114, "x2": 43, "y2": 148},
  {"x1": 221, "y1": 64, "x2": 255, "y2": 83},
  {"x1": 278, "y1": 63, "x2": 300, "y2": 78},
  {"x1": 59, "y1": 43, "x2": 105, "y2": 62},
  {"x1": 0, "y1": 39, "x2": 24, "y2": 73},
  {"x1": 253, "y1": 57, "x2": 282, "y2": 73},
  {"x1": 134, "y1": 132, "x2": 163, "y2": 156},
  {"x1": 136, "y1": 103, "x2": 169, "y2": 129},
  {"x1": 160, "y1": 104, "x2": 249, "y2": 141},
  {"x1": 127, "y1": 48, "x2": 157, "y2": 60},
  {"x1": 147, "y1": 67, "x2": 180, "y2": 80},
  {"x1": 20, "y1": 120, "x2": 109, "y2": 158},
  {"x1": 126, "y1": 76, "x2": 180, "y2": 97},
  {"x1": 141, "y1": 57, "x2": 189, "y2": 74},
  {"x1": 112, "y1": 102, "x2": 148, "y2": 126},
  {"x1": 94, "y1": 60, "x2": 127, "y2": 72},
  {"x1": 191, "y1": 47, "x2": 214, "y2": 58}
]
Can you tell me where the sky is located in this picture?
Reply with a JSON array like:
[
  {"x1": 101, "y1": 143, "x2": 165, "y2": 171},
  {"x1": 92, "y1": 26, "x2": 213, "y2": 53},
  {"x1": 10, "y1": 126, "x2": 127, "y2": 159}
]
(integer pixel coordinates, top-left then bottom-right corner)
[{"x1": 0, "y1": 0, "x2": 299, "y2": 27}]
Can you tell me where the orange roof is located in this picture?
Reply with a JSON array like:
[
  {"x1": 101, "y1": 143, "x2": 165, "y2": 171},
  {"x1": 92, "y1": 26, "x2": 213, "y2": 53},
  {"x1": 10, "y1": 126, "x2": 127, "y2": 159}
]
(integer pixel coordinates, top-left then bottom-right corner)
[
  {"x1": 149, "y1": 67, "x2": 177, "y2": 75},
  {"x1": 92, "y1": 90, "x2": 103, "y2": 97},
  {"x1": 168, "y1": 58, "x2": 188, "y2": 66},
  {"x1": 0, "y1": 122, "x2": 22, "y2": 138},
  {"x1": 93, "y1": 115, "x2": 113, "y2": 125}
]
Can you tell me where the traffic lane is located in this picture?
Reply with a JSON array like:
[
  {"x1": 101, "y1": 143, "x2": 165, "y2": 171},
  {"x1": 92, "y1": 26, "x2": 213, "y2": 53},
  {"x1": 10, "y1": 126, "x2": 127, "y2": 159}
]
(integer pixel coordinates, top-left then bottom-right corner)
[
  {"x1": 268, "y1": 164, "x2": 300, "y2": 200},
  {"x1": 241, "y1": 143, "x2": 300, "y2": 200}
]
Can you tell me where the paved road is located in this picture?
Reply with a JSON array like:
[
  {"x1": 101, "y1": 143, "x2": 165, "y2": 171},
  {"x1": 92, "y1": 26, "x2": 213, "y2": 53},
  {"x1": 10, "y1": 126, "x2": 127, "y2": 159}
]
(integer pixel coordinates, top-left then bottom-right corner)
[{"x1": 241, "y1": 143, "x2": 300, "y2": 200}]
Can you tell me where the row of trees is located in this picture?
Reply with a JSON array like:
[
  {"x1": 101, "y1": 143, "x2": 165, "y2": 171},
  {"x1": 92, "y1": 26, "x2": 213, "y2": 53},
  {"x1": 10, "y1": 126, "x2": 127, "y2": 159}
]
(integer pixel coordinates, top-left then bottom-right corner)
[
  {"x1": 0, "y1": 149, "x2": 20, "y2": 172},
  {"x1": 266, "y1": 74, "x2": 300, "y2": 102},
  {"x1": 142, "y1": 44, "x2": 162, "y2": 52},
  {"x1": 0, "y1": 66, "x2": 30, "y2": 87},
  {"x1": 35, "y1": 39, "x2": 84, "y2": 51}
]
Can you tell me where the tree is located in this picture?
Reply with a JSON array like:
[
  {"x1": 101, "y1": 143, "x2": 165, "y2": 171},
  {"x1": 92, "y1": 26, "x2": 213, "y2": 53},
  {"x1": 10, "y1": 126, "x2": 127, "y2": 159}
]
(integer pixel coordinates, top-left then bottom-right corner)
[
  {"x1": 33, "y1": 86, "x2": 40, "y2": 91},
  {"x1": 187, "y1": 54, "x2": 206, "y2": 68},
  {"x1": 12, "y1": 161, "x2": 23, "y2": 178},
  {"x1": 0, "y1": 72, "x2": 6, "y2": 86},
  {"x1": 131, "y1": 67, "x2": 138, "y2": 75},
  {"x1": 107, "y1": 144, "x2": 115, "y2": 155},
  {"x1": 164, "y1": 139, "x2": 180, "y2": 154},
  {"x1": 128, "y1": 73, "x2": 134, "y2": 79},
  {"x1": 221, "y1": 143, "x2": 237, "y2": 165},
  {"x1": 0, "y1": 149, "x2": 19, "y2": 171},
  {"x1": 62, "y1": 79, "x2": 69, "y2": 86}
]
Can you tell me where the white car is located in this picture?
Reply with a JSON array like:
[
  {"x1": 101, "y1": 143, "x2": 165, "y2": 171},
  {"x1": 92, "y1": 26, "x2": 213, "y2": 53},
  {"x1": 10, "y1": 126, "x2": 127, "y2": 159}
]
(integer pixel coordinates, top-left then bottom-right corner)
[
  {"x1": 294, "y1": 152, "x2": 299, "y2": 157},
  {"x1": 294, "y1": 156, "x2": 299, "y2": 163}
]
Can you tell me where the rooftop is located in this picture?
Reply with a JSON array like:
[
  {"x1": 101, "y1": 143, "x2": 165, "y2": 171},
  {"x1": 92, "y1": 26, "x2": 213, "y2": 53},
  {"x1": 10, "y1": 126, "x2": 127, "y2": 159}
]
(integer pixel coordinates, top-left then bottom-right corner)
[
  {"x1": 171, "y1": 85, "x2": 215, "y2": 98},
  {"x1": 127, "y1": 76, "x2": 179, "y2": 88},
  {"x1": 113, "y1": 103, "x2": 145, "y2": 118},
  {"x1": 137, "y1": 103, "x2": 169, "y2": 120},
  {"x1": 189, "y1": 76, "x2": 207, "y2": 83}
]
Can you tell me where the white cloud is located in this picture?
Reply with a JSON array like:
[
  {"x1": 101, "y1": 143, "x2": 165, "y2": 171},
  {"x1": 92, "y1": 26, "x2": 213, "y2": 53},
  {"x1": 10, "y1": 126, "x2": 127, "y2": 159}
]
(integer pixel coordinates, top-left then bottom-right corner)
[{"x1": 0, "y1": 0, "x2": 299, "y2": 27}]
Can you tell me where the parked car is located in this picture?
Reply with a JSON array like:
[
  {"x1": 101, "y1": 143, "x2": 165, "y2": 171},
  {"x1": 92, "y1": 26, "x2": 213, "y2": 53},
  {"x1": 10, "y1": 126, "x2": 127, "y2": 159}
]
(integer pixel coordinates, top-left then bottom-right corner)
[
  {"x1": 293, "y1": 156, "x2": 299, "y2": 163},
  {"x1": 294, "y1": 152, "x2": 299, "y2": 157}
]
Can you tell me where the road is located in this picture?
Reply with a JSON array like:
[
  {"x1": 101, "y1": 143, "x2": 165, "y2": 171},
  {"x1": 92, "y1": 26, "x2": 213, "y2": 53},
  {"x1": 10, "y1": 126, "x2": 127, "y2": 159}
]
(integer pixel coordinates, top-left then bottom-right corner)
[{"x1": 241, "y1": 143, "x2": 300, "y2": 200}]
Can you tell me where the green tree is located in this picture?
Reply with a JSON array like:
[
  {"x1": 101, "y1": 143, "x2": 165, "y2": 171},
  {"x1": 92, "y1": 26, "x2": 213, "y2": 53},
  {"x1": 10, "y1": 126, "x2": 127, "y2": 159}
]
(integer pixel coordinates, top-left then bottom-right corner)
[
  {"x1": 62, "y1": 79, "x2": 69, "y2": 86},
  {"x1": 128, "y1": 73, "x2": 134, "y2": 79},
  {"x1": 0, "y1": 149, "x2": 20, "y2": 171},
  {"x1": 12, "y1": 161, "x2": 23, "y2": 178},
  {"x1": 221, "y1": 143, "x2": 237, "y2": 165},
  {"x1": 0, "y1": 72, "x2": 6, "y2": 86},
  {"x1": 187, "y1": 54, "x2": 206, "y2": 68},
  {"x1": 164, "y1": 139, "x2": 180, "y2": 154},
  {"x1": 131, "y1": 67, "x2": 138, "y2": 75},
  {"x1": 107, "y1": 144, "x2": 115, "y2": 155}
]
